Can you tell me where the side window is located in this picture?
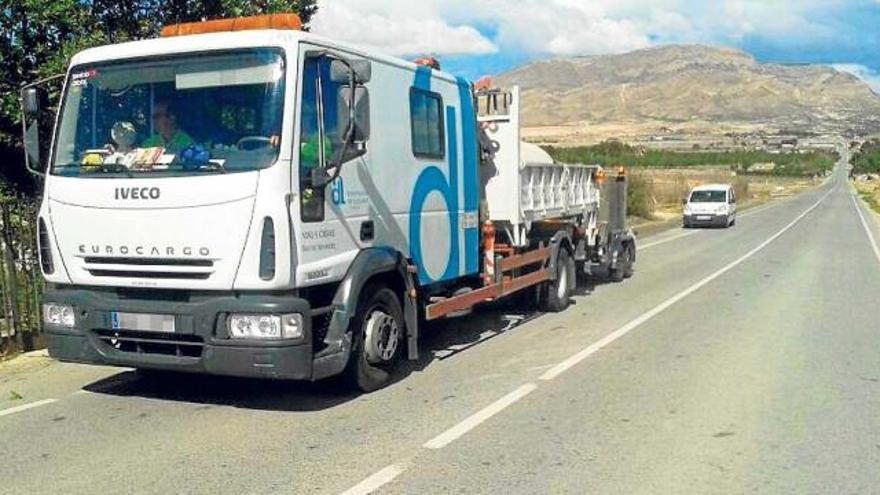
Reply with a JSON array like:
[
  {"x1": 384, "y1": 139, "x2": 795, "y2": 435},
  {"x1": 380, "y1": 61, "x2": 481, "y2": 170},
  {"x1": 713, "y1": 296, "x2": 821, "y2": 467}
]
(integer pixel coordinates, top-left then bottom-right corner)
[
  {"x1": 299, "y1": 56, "x2": 344, "y2": 222},
  {"x1": 409, "y1": 88, "x2": 444, "y2": 159}
]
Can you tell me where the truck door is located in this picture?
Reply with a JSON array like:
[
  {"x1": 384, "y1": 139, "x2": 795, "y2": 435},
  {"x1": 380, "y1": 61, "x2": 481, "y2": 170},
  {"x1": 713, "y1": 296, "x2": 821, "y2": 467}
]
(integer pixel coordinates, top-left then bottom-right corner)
[{"x1": 293, "y1": 46, "x2": 371, "y2": 286}]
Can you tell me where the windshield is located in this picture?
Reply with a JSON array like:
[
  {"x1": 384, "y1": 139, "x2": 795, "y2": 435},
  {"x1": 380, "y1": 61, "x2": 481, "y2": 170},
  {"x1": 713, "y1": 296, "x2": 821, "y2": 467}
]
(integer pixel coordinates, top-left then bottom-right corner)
[
  {"x1": 52, "y1": 49, "x2": 285, "y2": 178},
  {"x1": 689, "y1": 190, "x2": 727, "y2": 203}
]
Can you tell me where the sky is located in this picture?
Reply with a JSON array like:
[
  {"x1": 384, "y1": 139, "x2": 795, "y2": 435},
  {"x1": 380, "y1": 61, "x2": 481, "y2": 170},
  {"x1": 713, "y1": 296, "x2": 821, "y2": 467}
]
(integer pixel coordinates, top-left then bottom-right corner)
[{"x1": 311, "y1": 0, "x2": 880, "y2": 91}]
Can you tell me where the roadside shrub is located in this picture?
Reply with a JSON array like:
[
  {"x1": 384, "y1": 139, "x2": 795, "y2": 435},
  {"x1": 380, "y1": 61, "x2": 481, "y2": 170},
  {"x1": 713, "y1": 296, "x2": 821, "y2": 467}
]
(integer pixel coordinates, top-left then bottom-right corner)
[
  {"x1": 733, "y1": 176, "x2": 750, "y2": 201},
  {"x1": 627, "y1": 172, "x2": 653, "y2": 219}
]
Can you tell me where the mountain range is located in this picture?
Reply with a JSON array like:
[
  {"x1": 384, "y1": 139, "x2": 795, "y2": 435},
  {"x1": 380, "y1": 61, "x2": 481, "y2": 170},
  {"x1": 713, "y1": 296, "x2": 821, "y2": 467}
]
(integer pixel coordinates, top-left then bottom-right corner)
[{"x1": 495, "y1": 45, "x2": 880, "y2": 141}]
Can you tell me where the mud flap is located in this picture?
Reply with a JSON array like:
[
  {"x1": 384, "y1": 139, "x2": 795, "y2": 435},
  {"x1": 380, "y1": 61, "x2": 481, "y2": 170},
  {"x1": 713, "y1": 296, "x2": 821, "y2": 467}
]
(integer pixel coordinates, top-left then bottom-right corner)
[{"x1": 401, "y1": 263, "x2": 420, "y2": 361}]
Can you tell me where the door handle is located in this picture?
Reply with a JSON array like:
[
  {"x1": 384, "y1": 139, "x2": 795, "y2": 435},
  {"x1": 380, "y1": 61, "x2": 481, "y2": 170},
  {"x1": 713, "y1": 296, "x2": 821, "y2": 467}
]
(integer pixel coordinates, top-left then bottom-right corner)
[{"x1": 360, "y1": 221, "x2": 374, "y2": 242}]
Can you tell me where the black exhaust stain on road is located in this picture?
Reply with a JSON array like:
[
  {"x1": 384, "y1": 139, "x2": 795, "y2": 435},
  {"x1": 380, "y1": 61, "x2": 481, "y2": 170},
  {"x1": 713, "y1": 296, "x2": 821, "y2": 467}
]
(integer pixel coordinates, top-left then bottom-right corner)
[
  {"x1": 713, "y1": 431, "x2": 735, "y2": 438},
  {"x1": 51, "y1": 416, "x2": 65, "y2": 422}
]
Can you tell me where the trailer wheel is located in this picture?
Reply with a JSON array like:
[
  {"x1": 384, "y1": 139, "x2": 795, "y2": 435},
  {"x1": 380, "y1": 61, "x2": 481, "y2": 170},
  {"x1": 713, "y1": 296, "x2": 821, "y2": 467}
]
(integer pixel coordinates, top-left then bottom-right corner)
[
  {"x1": 623, "y1": 243, "x2": 635, "y2": 279},
  {"x1": 609, "y1": 243, "x2": 634, "y2": 282},
  {"x1": 540, "y1": 248, "x2": 574, "y2": 312},
  {"x1": 343, "y1": 283, "x2": 404, "y2": 392}
]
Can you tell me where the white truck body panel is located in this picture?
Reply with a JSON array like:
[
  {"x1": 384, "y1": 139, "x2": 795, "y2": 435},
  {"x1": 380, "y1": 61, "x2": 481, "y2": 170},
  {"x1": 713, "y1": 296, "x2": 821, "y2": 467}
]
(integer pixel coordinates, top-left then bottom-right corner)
[{"x1": 481, "y1": 86, "x2": 601, "y2": 246}]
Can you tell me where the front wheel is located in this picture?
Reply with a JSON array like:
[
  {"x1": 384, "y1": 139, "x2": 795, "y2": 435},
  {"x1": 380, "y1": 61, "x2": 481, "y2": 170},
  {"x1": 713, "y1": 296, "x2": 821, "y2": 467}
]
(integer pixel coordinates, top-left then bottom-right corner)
[{"x1": 342, "y1": 284, "x2": 404, "y2": 392}]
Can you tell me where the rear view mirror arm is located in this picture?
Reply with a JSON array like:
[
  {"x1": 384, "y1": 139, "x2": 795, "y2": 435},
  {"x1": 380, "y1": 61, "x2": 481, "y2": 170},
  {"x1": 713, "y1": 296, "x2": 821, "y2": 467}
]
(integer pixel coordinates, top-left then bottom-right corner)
[{"x1": 314, "y1": 55, "x2": 358, "y2": 188}]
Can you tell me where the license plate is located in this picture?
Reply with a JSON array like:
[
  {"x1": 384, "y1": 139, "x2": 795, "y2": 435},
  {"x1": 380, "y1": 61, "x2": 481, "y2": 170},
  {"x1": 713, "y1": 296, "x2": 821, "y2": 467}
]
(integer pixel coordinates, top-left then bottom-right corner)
[
  {"x1": 110, "y1": 311, "x2": 175, "y2": 333},
  {"x1": 697, "y1": 215, "x2": 711, "y2": 221}
]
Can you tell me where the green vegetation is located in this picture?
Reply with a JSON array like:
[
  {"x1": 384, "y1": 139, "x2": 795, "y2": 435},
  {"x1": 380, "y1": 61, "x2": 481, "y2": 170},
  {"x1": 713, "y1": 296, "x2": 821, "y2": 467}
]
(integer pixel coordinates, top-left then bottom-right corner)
[
  {"x1": 544, "y1": 140, "x2": 837, "y2": 177},
  {"x1": 626, "y1": 174, "x2": 653, "y2": 219},
  {"x1": 850, "y1": 140, "x2": 880, "y2": 175}
]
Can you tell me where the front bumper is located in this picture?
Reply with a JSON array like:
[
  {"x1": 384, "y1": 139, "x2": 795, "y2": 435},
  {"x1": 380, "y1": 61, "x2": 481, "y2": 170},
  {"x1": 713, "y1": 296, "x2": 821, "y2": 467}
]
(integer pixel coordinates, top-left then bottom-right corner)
[
  {"x1": 43, "y1": 286, "x2": 316, "y2": 380},
  {"x1": 683, "y1": 214, "x2": 728, "y2": 227}
]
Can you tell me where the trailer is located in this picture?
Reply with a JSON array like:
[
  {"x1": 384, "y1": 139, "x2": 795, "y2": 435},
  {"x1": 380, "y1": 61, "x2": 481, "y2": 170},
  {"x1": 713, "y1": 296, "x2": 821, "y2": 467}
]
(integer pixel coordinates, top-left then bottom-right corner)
[
  {"x1": 425, "y1": 85, "x2": 634, "y2": 319},
  {"x1": 20, "y1": 13, "x2": 634, "y2": 392}
]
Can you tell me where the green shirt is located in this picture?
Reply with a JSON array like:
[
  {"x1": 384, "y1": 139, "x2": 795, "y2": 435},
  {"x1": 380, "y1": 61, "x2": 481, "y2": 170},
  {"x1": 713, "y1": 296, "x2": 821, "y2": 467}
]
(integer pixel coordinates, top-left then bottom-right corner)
[
  {"x1": 142, "y1": 130, "x2": 194, "y2": 153},
  {"x1": 300, "y1": 134, "x2": 333, "y2": 171}
]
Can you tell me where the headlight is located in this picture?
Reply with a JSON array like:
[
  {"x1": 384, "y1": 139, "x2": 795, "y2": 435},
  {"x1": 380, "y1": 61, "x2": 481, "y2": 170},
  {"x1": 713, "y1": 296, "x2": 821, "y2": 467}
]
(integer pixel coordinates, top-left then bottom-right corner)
[
  {"x1": 683, "y1": 205, "x2": 692, "y2": 214},
  {"x1": 43, "y1": 303, "x2": 75, "y2": 328},
  {"x1": 715, "y1": 205, "x2": 728, "y2": 214},
  {"x1": 228, "y1": 313, "x2": 303, "y2": 339}
]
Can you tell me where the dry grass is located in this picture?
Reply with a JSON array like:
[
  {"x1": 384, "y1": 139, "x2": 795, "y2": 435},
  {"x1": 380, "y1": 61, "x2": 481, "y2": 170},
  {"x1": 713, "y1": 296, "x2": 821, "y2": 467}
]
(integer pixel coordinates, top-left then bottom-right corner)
[
  {"x1": 628, "y1": 166, "x2": 819, "y2": 221},
  {"x1": 854, "y1": 179, "x2": 880, "y2": 215}
]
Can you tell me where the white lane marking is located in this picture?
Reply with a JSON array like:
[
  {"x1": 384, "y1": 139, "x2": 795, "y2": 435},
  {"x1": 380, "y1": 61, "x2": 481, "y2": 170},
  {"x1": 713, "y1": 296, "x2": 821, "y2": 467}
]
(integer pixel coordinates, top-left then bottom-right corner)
[
  {"x1": 340, "y1": 463, "x2": 408, "y2": 495},
  {"x1": 0, "y1": 398, "x2": 59, "y2": 418},
  {"x1": 423, "y1": 383, "x2": 538, "y2": 450},
  {"x1": 541, "y1": 186, "x2": 834, "y2": 381},
  {"x1": 638, "y1": 230, "x2": 699, "y2": 250},
  {"x1": 851, "y1": 193, "x2": 880, "y2": 265}
]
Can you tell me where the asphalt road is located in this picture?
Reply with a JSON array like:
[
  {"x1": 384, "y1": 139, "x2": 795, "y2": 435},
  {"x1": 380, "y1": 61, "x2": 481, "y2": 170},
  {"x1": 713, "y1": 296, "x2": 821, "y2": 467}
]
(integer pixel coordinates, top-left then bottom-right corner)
[{"x1": 2, "y1": 156, "x2": 879, "y2": 494}]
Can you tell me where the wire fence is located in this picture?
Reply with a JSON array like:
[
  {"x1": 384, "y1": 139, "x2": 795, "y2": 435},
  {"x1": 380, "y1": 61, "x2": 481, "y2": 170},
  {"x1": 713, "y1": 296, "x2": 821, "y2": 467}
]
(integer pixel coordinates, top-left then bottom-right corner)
[{"x1": 0, "y1": 194, "x2": 43, "y2": 357}]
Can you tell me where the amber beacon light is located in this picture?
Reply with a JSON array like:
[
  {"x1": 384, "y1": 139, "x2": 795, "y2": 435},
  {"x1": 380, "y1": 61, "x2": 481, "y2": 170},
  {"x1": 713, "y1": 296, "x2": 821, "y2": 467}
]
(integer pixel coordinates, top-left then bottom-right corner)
[{"x1": 160, "y1": 13, "x2": 302, "y2": 37}]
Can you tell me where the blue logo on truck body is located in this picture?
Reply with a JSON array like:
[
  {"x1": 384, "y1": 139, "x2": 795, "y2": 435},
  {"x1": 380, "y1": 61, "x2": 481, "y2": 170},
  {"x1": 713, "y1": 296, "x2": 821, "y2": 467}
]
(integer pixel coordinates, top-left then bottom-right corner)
[{"x1": 408, "y1": 66, "x2": 479, "y2": 285}]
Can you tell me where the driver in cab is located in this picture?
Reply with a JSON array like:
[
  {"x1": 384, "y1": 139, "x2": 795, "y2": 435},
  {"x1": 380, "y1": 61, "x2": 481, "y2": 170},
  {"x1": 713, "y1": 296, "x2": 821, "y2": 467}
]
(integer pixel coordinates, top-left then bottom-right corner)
[{"x1": 142, "y1": 100, "x2": 193, "y2": 153}]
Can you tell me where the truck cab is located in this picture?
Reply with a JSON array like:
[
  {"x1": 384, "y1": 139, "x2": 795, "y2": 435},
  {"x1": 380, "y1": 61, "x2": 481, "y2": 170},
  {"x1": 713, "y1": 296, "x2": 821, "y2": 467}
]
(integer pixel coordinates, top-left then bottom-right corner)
[{"x1": 26, "y1": 16, "x2": 478, "y2": 389}]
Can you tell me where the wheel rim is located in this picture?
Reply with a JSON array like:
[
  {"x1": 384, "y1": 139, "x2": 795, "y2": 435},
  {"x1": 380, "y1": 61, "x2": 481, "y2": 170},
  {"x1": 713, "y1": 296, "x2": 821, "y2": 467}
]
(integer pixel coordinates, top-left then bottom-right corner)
[
  {"x1": 557, "y1": 257, "x2": 569, "y2": 300},
  {"x1": 363, "y1": 309, "x2": 400, "y2": 364}
]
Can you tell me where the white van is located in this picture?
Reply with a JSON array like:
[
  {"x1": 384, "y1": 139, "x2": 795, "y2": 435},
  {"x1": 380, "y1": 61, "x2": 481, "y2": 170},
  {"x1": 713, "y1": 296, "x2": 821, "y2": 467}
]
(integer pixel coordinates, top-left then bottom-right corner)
[{"x1": 682, "y1": 184, "x2": 737, "y2": 228}]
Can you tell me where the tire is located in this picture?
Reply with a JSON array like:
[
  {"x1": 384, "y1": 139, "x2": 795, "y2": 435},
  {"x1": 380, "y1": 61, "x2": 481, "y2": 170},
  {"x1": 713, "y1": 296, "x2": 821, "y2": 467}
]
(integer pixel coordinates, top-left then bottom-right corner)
[
  {"x1": 540, "y1": 248, "x2": 574, "y2": 312},
  {"x1": 342, "y1": 284, "x2": 405, "y2": 392},
  {"x1": 609, "y1": 243, "x2": 633, "y2": 282},
  {"x1": 623, "y1": 244, "x2": 635, "y2": 279}
]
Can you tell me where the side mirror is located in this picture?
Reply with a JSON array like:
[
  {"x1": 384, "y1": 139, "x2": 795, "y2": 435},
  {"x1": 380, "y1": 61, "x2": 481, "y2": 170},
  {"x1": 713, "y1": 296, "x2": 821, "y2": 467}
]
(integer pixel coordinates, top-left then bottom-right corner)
[
  {"x1": 20, "y1": 86, "x2": 50, "y2": 176},
  {"x1": 330, "y1": 59, "x2": 371, "y2": 84},
  {"x1": 337, "y1": 86, "x2": 370, "y2": 142},
  {"x1": 681, "y1": 197, "x2": 688, "y2": 205},
  {"x1": 21, "y1": 87, "x2": 44, "y2": 118}
]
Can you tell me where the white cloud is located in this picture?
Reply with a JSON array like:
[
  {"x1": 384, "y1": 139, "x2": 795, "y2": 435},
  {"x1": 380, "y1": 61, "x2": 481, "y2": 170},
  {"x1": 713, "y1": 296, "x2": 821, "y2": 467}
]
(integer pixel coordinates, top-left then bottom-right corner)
[
  {"x1": 832, "y1": 64, "x2": 880, "y2": 93},
  {"x1": 310, "y1": 2, "x2": 497, "y2": 56},
  {"x1": 311, "y1": 0, "x2": 855, "y2": 58}
]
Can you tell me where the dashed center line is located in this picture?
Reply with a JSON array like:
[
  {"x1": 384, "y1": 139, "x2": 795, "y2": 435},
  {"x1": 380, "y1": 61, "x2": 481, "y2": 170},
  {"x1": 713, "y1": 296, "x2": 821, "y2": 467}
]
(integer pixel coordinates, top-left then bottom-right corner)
[
  {"x1": 0, "y1": 398, "x2": 58, "y2": 418},
  {"x1": 423, "y1": 383, "x2": 538, "y2": 450},
  {"x1": 340, "y1": 463, "x2": 409, "y2": 495}
]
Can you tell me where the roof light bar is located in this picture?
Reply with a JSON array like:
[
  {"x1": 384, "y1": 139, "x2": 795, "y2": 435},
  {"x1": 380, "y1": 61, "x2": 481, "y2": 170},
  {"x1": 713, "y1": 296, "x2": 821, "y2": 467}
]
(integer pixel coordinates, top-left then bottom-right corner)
[{"x1": 160, "y1": 13, "x2": 302, "y2": 37}]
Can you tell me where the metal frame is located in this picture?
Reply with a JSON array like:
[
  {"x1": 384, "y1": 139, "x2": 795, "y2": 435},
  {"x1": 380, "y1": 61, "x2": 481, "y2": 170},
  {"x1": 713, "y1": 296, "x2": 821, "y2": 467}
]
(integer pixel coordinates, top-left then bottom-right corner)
[{"x1": 425, "y1": 246, "x2": 551, "y2": 320}]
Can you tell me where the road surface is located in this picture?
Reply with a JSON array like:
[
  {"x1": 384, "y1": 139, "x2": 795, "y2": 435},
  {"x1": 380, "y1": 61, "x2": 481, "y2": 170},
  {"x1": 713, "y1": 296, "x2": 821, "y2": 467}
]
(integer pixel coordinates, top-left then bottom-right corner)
[{"x1": 2, "y1": 158, "x2": 879, "y2": 494}]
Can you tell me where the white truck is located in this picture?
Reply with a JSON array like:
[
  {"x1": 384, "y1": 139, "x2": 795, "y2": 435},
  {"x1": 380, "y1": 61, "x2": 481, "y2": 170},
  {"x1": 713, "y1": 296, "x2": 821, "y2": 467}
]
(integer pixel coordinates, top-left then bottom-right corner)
[{"x1": 19, "y1": 14, "x2": 635, "y2": 391}]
